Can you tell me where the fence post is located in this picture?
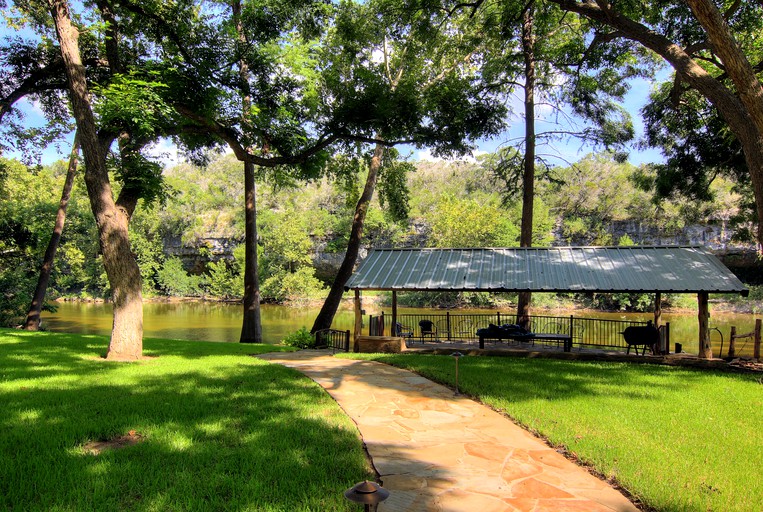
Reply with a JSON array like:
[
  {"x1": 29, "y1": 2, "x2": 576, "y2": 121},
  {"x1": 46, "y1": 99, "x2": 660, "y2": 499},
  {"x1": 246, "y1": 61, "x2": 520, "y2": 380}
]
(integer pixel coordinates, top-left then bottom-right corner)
[
  {"x1": 381, "y1": 312, "x2": 385, "y2": 337},
  {"x1": 666, "y1": 322, "x2": 670, "y2": 354},
  {"x1": 497, "y1": 311, "x2": 501, "y2": 325},
  {"x1": 729, "y1": 326, "x2": 737, "y2": 358},
  {"x1": 446, "y1": 311, "x2": 451, "y2": 341},
  {"x1": 755, "y1": 319, "x2": 762, "y2": 362},
  {"x1": 344, "y1": 330, "x2": 350, "y2": 352}
]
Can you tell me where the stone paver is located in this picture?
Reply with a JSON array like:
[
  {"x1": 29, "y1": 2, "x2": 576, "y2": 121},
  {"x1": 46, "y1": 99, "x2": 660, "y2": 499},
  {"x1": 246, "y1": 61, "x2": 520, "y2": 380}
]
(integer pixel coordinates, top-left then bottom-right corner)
[{"x1": 257, "y1": 350, "x2": 638, "y2": 512}]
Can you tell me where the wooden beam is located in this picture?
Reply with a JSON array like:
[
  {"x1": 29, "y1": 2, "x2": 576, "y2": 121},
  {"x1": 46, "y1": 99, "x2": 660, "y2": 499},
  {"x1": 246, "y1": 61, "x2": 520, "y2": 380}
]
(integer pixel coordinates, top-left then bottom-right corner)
[
  {"x1": 654, "y1": 292, "x2": 663, "y2": 354},
  {"x1": 698, "y1": 292, "x2": 712, "y2": 359}
]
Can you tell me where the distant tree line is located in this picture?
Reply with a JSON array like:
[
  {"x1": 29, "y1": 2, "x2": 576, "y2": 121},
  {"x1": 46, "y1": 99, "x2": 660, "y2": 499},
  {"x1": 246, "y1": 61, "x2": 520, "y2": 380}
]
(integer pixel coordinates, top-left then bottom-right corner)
[{"x1": 0, "y1": 150, "x2": 749, "y2": 326}]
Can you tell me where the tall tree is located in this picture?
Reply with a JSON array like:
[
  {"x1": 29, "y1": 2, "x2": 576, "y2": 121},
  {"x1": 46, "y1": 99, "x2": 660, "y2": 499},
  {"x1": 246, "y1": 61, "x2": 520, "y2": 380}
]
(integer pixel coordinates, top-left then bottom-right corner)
[
  {"x1": 467, "y1": 0, "x2": 635, "y2": 327},
  {"x1": 311, "y1": 0, "x2": 507, "y2": 333},
  {"x1": 546, "y1": 0, "x2": 763, "y2": 253},
  {"x1": 232, "y1": 0, "x2": 262, "y2": 343},
  {"x1": 48, "y1": 0, "x2": 144, "y2": 359},
  {"x1": 23, "y1": 130, "x2": 79, "y2": 330}
]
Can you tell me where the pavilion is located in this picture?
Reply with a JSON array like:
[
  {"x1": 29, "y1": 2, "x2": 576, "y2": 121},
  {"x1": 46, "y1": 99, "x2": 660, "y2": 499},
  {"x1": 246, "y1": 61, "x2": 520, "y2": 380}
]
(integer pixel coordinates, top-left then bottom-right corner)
[{"x1": 344, "y1": 246, "x2": 749, "y2": 358}]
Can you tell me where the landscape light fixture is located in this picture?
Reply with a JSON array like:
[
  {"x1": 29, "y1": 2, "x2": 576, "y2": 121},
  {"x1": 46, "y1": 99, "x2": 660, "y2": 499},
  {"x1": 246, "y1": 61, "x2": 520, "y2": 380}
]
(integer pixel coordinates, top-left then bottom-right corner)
[
  {"x1": 344, "y1": 480, "x2": 390, "y2": 511},
  {"x1": 451, "y1": 351, "x2": 463, "y2": 396}
]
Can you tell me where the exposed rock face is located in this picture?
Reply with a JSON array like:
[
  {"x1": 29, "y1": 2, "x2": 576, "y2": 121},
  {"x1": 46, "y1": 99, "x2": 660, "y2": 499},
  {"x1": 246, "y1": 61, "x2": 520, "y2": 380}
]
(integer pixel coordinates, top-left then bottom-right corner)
[{"x1": 163, "y1": 236, "x2": 243, "y2": 274}]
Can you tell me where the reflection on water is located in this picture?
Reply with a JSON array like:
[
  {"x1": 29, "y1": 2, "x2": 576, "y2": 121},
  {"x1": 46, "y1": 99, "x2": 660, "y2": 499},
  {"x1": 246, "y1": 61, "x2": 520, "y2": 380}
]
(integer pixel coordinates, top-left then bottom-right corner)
[
  {"x1": 42, "y1": 302, "x2": 357, "y2": 345},
  {"x1": 41, "y1": 301, "x2": 760, "y2": 357}
]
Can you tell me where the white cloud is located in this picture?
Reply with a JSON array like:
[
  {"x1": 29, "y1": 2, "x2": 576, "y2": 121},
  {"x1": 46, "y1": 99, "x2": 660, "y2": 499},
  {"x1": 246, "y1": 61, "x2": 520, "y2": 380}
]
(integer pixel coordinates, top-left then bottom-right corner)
[
  {"x1": 415, "y1": 148, "x2": 486, "y2": 163},
  {"x1": 146, "y1": 138, "x2": 181, "y2": 168}
]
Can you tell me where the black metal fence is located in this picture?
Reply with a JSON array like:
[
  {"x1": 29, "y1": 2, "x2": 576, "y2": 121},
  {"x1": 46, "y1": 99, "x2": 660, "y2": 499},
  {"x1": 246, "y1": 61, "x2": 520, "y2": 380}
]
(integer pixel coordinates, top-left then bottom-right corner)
[
  {"x1": 314, "y1": 329, "x2": 350, "y2": 353},
  {"x1": 368, "y1": 311, "x2": 662, "y2": 352}
]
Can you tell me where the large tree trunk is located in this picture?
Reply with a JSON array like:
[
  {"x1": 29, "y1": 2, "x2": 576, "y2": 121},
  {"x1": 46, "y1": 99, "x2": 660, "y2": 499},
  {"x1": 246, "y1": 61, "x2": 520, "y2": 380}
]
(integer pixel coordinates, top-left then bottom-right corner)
[
  {"x1": 516, "y1": 3, "x2": 536, "y2": 330},
  {"x1": 240, "y1": 159, "x2": 262, "y2": 343},
  {"x1": 685, "y1": 0, "x2": 763, "y2": 250},
  {"x1": 23, "y1": 131, "x2": 80, "y2": 331},
  {"x1": 50, "y1": 0, "x2": 143, "y2": 360},
  {"x1": 311, "y1": 143, "x2": 385, "y2": 333},
  {"x1": 233, "y1": 0, "x2": 263, "y2": 343},
  {"x1": 549, "y1": 0, "x2": 763, "y2": 251}
]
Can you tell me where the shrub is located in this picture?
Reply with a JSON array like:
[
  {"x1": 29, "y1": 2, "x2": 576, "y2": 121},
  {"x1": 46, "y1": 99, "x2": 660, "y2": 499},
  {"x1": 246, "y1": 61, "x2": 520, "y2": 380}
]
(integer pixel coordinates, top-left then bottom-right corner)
[
  {"x1": 204, "y1": 259, "x2": 242, "y2": 299},
  {"x1": 282, "y1": 327, "x2": 316, "y2": 348},
  {"x1": 157, "y1": 257, "x2": 203, "y2": 297},
  {"x1": 261, "y1": 267, "x2": 326, "y2": 303}
]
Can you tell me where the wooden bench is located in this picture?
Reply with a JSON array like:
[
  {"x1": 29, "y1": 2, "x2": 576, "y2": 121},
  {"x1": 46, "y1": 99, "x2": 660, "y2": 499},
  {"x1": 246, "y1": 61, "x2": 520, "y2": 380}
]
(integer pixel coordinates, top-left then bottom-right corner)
[{"x1": 478, "y1": 332, "x2": 573, "y2": 352}]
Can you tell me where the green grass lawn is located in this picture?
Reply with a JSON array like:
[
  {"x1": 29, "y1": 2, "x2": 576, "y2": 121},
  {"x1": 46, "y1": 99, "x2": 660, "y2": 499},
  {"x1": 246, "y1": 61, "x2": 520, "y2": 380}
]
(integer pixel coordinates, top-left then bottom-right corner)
[
  {"x1": 0, "y1": 329, "x2": 373, "y2": 511},
  {"x1": 343, "y1": 353, "x2": 763, "y2": 512}
]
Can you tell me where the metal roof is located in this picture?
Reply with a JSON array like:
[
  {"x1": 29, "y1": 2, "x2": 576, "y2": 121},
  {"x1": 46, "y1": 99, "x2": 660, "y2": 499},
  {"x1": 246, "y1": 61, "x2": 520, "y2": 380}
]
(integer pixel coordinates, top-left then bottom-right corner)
[{"x1": 344, "y1": 247, "x2": 749, "y2": 296}]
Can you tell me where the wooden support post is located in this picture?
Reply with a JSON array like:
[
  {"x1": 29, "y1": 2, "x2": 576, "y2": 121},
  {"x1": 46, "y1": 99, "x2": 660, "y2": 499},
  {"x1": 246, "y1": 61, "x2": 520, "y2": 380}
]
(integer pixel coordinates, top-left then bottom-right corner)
[
  {"x1": 380, "y1": 311, "x2": 385, "y2": 337},
  {"x1": 391, "y1": 291, "x2": 398, "y2": 337},
  {"x1": 654, "y1": 292, "x2": 662, "y2": 328},
  {"x1": 729, "y1": 326, "x2": 737, "y2": 359},
  {"x1": 446, "y1": 311, "x2": 451, "y2": 341},
  {"x1": 698, "y1": 292, "x2": 712, "y2": 359},
  {"x1": 665, "y1": 322, "x2": 670, "y2": 354},
  {"x1": 755, "y1": 319, "x2": 762, "y2": 362},
  {"x1": 353, "y1": 289, "x2": 362, "y2": 347}
]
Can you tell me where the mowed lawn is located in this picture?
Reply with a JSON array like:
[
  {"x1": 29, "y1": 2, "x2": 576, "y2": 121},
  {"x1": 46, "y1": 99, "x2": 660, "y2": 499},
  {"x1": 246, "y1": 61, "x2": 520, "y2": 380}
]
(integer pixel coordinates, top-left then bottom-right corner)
[
  {"x1": 0, "y1": 329, "x2": 373, "y2": 512},
  {"x1": 344, "y1": 352, "x2": 763, "y2": 512}
]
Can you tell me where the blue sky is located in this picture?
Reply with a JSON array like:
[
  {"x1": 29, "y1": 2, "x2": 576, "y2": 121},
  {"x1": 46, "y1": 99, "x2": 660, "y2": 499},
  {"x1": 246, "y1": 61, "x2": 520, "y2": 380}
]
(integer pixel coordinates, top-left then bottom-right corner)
[
  {"x1": 416, "y1": 75, "x2": 665, "y2": 166},
  {"x1": 8, "y1": 77, "x2": 665, "y2": 169},
  {"x1": 8, "y1": 75, "x2": 665, "y2": 170}
]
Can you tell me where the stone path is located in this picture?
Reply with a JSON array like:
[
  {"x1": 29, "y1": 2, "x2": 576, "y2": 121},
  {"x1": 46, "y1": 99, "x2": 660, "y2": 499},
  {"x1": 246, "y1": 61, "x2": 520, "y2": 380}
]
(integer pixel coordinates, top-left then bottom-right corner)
[{"x1": 257, "y1": 350, "x2": 639, "y2": 512}]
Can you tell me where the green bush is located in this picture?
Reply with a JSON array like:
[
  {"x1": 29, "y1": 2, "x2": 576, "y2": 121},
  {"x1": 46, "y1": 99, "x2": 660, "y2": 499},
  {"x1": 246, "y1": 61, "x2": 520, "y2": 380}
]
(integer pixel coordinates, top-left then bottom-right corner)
[
  {"x1": 204, "y1": 259, "x2": 243, "y2": 299},
  {"x1": 261, "y1": 267, "x2": 326, "y2": 303},
  {"x1": 157, "y1": 257, "x2": 203, "y2": 297},
  {"x1": 282, "y1": 327, "x2": 316, "y2": 348}
]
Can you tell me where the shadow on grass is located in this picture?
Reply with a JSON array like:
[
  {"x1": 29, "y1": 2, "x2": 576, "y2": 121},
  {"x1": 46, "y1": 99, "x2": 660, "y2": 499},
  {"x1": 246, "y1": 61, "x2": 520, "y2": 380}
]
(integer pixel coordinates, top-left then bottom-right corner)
[{"x1": 0, "y1": 330, "x2": 369, "y2": 511}]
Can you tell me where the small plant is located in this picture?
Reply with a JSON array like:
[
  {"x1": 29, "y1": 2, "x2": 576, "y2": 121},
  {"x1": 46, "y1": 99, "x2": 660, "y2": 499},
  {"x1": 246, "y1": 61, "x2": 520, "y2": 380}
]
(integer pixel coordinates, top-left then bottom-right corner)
[{"x1": 282, "y1": 327, "x2": 316, "y2": 349}]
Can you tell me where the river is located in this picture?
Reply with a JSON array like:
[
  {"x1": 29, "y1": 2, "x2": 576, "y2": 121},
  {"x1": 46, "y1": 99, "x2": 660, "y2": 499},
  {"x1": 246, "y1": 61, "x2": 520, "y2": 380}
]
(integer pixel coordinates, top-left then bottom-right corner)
[{"x1": 40, "y1": 301, "x2": 761, "y2": 357}]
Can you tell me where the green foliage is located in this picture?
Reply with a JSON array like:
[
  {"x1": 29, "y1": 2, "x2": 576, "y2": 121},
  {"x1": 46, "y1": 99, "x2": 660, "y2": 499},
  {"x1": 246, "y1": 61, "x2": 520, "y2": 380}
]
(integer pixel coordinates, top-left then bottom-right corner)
[
  {"x1": 204, "y1": 258, "x2": 243, "y2": 300},
  {"x1": 579, "y1": 292, "x2": 655, "y2": 312},
  {"x1": 377, "y1": 149, "x2": 413, "y2": 223},
  {"x1": 617, "y1": 234, "x2": 635, "y2": 246},
  {"x1": 430, "y1": 193, "x2": 519, "y2": 247},
  {"x1": 282, "y1": 326, "x2": 316, "y2": 348},
  {"x1": 156, "y1": 257, "x2": 203, "y2": 297},
  {"x1": 262, "y1": 267, "x2": 326, "y2": 303},
  {"x1": 0, "y1": 271, "x2": 36, "y2": 327}
]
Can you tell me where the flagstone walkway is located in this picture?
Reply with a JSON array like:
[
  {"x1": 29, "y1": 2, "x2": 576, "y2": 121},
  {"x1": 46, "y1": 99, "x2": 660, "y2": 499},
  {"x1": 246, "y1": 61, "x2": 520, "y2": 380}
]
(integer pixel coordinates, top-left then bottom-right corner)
[{"x1": 257, "y1": 350, "x2": 639, "y2": 512}]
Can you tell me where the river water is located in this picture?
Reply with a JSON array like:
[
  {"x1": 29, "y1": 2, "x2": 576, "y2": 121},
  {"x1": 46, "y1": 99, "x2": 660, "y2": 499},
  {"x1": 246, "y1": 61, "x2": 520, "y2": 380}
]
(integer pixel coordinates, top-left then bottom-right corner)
[{"x1": 40, "y1": 301, "x2": 761, "y2": 357}]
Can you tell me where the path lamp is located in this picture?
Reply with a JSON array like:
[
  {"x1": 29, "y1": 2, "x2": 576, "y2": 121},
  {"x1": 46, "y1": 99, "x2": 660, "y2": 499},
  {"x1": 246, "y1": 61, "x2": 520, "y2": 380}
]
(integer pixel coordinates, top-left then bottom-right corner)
[
  {"x1": 344, "y1": 480, "x2": 390, "y2": 511},
  {"x1": 451, "y1": 351, "x2": 463, "y2": 396}
]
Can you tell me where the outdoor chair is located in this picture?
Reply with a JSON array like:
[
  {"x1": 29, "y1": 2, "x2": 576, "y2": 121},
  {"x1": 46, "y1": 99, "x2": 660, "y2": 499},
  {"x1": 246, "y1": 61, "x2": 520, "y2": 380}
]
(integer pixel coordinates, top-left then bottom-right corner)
[
  {"x1": 395, "y1": 322, "x2": 414, "y2": 339},
  {"x1": 418, "y1": 319, "x2": 437, "y2": 342}
]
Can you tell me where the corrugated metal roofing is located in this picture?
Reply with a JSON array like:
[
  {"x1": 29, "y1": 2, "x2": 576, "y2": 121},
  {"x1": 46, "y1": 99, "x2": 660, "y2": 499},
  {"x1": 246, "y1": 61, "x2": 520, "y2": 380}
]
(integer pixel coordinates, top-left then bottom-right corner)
[{"x1": 344, "y1": 247, "x2": 748, "y2": 295}]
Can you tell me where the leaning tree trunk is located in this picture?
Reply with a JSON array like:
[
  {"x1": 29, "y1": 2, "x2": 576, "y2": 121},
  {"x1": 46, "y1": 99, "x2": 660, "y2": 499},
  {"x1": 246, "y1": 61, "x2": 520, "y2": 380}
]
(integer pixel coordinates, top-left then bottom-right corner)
[
  {"x1": 24, "y1": 131, "x2": 80, "y2": 331},
  {"x1": 311, "y1": 143, "x2": 385, "y2": 333},
  {"x1": 50, "y1": 0, "x2": 143, "y2": 360},
  {"x1": 516, "y1": 3, "x2": 536, "y2": 330}
]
